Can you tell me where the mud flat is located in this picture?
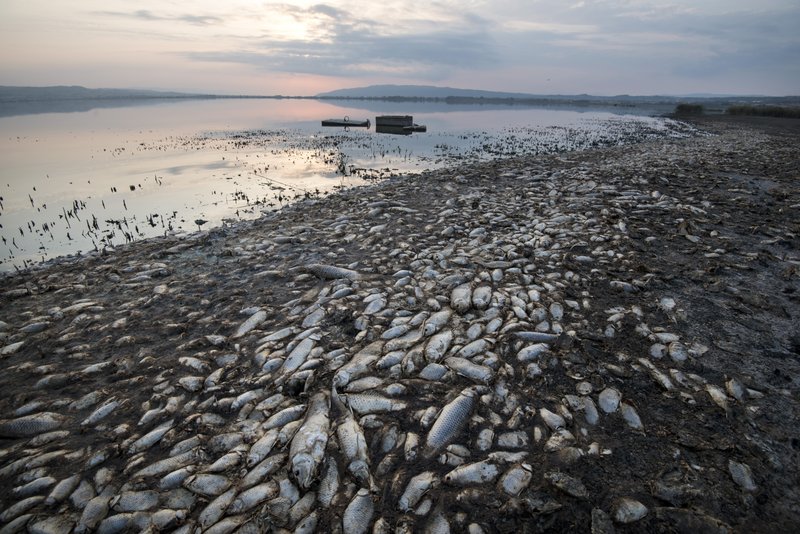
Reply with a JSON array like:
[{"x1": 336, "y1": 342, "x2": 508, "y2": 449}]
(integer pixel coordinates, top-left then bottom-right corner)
[{"x1": 0, "y1": 116, "x2": 798, "y2": 532}]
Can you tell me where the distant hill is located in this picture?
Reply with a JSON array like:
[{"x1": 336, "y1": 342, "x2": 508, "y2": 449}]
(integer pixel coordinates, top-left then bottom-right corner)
[
  {"x1": 316, "y1": 85, "x2": 541, "y2": 99},
  {"x1": 0, "y1": 85, "x2": 207, "y2": 102}
]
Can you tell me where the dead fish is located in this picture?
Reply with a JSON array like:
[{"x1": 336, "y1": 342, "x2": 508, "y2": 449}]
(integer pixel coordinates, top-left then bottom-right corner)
[
  {"x1": 279, "y1": 338, "x2": 316, "y2": 376},
  {"x1": 598, "y1": 388, "x2": 621, "y2": 414},
  {"x1": 0, "y1": 495, "x2": 45, "y2": 523},
  {"x1": 499, "y1": 463, "x2": 533, "y2": 496},
  {"x1": 45, "y1": 474, "x2": 82, "y2": 505},
  {"x1": 444, "y1": 460, "x2": 500, "y2": 485},
  {"x1": 246, "y1": 428, "x2": 279, "y2": 466},
  {"x1": 398, "y1": 471, "x2": 439, "y2": 511},
  {"x1": 333, "y1": 342, "x2": 383, "y2": 387},
  {"x1": 74, "y1": 496, "x2": 111, "y2": 533},
  {"x1": 227, "y1": 481, "x2": 279, "y2": 514},
  {"x1": 516, "y1": 343, "x2": 550, "y2": 362},
  {"x1": 198, "y1": 488, "x2": 238, "y2": 530},
  {"x1": 423, "y1": 309, "x2": 452, "y2": 336},
  {"x1": 0, "y1": 412, "x2": 67, "y2": 438},
  {"x1": 444, "y1": 357, "x2": 494, "y2": 384},
  {"x1": 132, "y1": 449, "x2": 199, "y2": 479},
  {"x1": 232, "y1": 310, "x2": 267, "y2": 339},
  {"x1": 306, "y1": 264, "x2": 361, "y2": 280},
  {"x1": 81, "y1": 400, "x2": 121, "y2": 427},
  {"x1": 317, "y1": 457, "x2": 339, "y2": 509},
  {"x1": 241, "y1": 453, "x2": 287, "y2": 490},
  {"x1": 426, "y1": 329, "x2": 454, "y2": 362},
  {"x1": 425, "y1": 386, "x2": 480, "y2": 457},
  {"x1": 289, "y1": 391, "x2": 330, "y2": 488},
  {"x1": 342, "y1": 488, "x2": 374, "y2": 534},
  {"x1": 12, "y1": 476, "x2": 56, "y2": 498},
  {"x1": 451, "y1": 283, "x2": 473, "y2": 313},
  {"x1": 127, "y1": 418, "x2": 174, "y2": 455},
  {"x1": 613, "y1": 497, "x2": 648, "y2": 523},
  {"x1": 539, "y1": 408, "x2": 566, "y2": 431},
  {"x1": 344, "y1": 393, "x2": 407, "y2": 415},
  {"x1": 620, "y1": 401, "x2": 643, "y2": 430},
  {"x1": 183, "y1": 473, "x2": 232, "y2": 497},
  {"x1": 728, "y1": 460, "x2": 757, "y2": 492},
  {"x1": 264, "y1": 404, "x2": 307, "y2": 430},
  {"x1": 110, "y1": 490, "x2": 158, "y2": 512},
  {"x1": 471, "y1": 286, "x2": 492, "y2": 310},
  {"x1": 336, "y1": 409, "x2": 372, "y2": 487}
]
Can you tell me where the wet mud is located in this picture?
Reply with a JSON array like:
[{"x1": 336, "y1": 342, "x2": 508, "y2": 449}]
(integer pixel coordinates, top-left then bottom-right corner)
[{"x1": 0, "y1": 115, "x2": 798, "y2": 533}]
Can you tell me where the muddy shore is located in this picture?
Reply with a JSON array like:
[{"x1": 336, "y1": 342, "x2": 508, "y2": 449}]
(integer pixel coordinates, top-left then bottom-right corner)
[{"x1": 1, "y1": 115, "x2": 798, "y2": 533}]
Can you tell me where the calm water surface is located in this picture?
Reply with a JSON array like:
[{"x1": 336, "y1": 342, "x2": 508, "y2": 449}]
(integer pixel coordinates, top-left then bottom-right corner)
[{"x1": 0, "y1": 98, "x2": 695, "y2": 271}]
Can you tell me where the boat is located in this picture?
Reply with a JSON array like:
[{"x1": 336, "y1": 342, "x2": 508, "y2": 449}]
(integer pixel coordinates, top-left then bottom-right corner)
[
  {"x1": 321, "y1": 116, "x2": 370, "y2": 128},
  {"x1": 375, "y1": 115, "x2": 427, "y2": 135}
]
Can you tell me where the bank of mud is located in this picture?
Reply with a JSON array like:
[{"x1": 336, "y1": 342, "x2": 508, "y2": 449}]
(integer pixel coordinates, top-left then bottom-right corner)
[{"x1": 0, "y1": 116, "x2": 798, "y2": 533}]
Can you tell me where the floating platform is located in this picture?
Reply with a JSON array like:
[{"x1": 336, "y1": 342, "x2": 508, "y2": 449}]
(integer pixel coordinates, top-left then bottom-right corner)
[
  {"x1": 321, "y1": 117, "x2": 370, "y2": 128},
  {"x1": 375, "y1": 115, "x2": 427, "y2": 135}
]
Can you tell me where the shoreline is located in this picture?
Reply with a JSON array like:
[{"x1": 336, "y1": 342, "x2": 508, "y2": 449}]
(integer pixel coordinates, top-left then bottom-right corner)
[{"x1": 0, "y1": 116, "x2": 798, "y2": 531}]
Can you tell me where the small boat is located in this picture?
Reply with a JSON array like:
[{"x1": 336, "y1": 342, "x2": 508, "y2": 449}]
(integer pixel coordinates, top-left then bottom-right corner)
[{"x1": 321, "y1": 116, "x2": 370, "y2": 128}]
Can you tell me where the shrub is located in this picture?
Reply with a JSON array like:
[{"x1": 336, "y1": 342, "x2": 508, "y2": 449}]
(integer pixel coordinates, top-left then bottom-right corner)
[
  {"x1": 673, "y1": 103, "x2": 704, "y2": 116},
  {"x1": 726, "y1": 105, "x2": 800, "y2": 119}
]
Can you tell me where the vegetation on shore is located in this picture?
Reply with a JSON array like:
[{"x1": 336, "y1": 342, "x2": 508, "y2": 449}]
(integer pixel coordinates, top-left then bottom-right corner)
[
  {"x1": 673, "y1": 103, "x2": 704, "y2": 116},
  {"x1": 725, "y1": 104, "x2": 800, "y2": 119}
]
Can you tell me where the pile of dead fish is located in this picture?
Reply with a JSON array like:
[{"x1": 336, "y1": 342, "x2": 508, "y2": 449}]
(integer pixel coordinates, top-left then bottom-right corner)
[{"x1": 0, "y1": 127, "x2": 780, "y2": 533}]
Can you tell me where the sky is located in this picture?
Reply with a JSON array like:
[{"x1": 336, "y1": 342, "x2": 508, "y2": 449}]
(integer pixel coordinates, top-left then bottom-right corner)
[{"x1": 0, "y1": 0, "x2": 798, "y2": 96}]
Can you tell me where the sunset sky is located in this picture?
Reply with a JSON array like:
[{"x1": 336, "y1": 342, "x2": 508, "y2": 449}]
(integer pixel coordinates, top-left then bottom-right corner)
[{"x1": 1, "y1": 0, "x2": 798, "y2": 96}]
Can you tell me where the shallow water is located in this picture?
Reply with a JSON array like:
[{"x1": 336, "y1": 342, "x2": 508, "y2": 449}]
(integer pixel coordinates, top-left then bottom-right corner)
[{"x1": 0, "y1": 98, "x2": 695, "y2": 271}]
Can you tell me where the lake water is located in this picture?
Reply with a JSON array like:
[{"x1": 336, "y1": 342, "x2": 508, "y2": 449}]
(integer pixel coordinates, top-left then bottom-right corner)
[{"x1": 0, "y1": 98, "x2": 697, "y2": 272}]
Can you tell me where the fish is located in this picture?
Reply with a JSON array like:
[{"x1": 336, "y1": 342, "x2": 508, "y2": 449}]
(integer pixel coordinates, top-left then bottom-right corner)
[
  {"x1": 425, "y1": 386, "x2": 480, "y2": 457},
  {"x1": 232, "y1": 309, "x2": 267, "y2": 339},
  {"x1": 0, "y1": 412, "x2": 67, "y2": 438},
  {"x1": 444, "y1": 460, "x2": 500, "y2": 485},
  {"x1": 289, "y1": 391, "x2": 330, "y2": 488},
  {"x1": 336, "y1": 406, "x2": 372, "y2": 487},
  {"x1": 398, "y1": 471, "x2": 439, "y2": 511},
  {"x1": 306, "y1": 264, "x2": 361, "y2": 280},
  {"x1": 342, "y1": 488, "x2": 374, "y2": 534}
]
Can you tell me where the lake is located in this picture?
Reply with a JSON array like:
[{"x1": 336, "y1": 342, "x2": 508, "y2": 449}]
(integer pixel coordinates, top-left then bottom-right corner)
[{"x1": 0, "y1": 98, "x2": 697, "y2": 272}]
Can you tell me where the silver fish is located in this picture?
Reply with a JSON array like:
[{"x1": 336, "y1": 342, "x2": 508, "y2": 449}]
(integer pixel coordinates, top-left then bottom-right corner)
[
  {"x1": 246, "y1": 428, "x2": 279, "y2": 466},
  {"x1": 306, "y1": 263, "x2": 361, "y2": 280},
  {"x1": 127, "y1": 418, "x2": 174, "y2": 455},
  {"x1": 443, "y1": 460, "x2": 500, "y2": 485},
  {"x1": 444, "y1": 357, "x2": 494, "y2": 384},
  {"x1": 0, "y1": 412, "x2": 67, "y2": 437},
  {"x1": 241, "y1": 453, "x2": 287, "y2": 489},
  {"x1": 345, "y1": 393, "x2": 407, "y2": 415},
  {"x1": 232, "y1": 310, "x2": 267, "y2": 339},
  {"x1": 183, "y1": 473, "x2": 232, "y2": 497},
  {"x1": 426, "y1": 330, "x2": 454, "y2": 362},
  {"x1": 198, "y1": 488, "x2": 238, "y2": 530},
  {"x1": 316, "y1": 457, "x2": 339, "y2": 509},
  {"x1": 227, "y1": 481, "x2": 279, "y2": 514},
  {"x1": 423, "y1": 309, "x2": 452, "y2": 336},
  {"x1": 451, "y1": 284, "x2": 473, "y2": 313},
  {"x1": 289, "y1": 391, "x2": 330, "y2": 488},
  {"x1": 336, "y1": 410, "x2": 372, "y2": 487},
  {"x1": 398, "y1": 471, "x2": 439, "y2": 511},
  {"x1": 342, "y1": 488, "x2": 374, "y2": 534},
  {"x1": 425, "y1": 387, "x2": 479, "y2": 457},
  {"x1": 263, "y1": 404, "x2": 307, "y2": 430}
]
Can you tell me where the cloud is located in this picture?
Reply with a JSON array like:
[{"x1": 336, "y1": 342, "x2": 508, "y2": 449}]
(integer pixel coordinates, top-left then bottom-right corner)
[
  {"x1": 184, "y1": 3, "x2": 496, "y2": 80},
  {"x1": 96, "y1": 9, "x2": 223, "y2": 26}
]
